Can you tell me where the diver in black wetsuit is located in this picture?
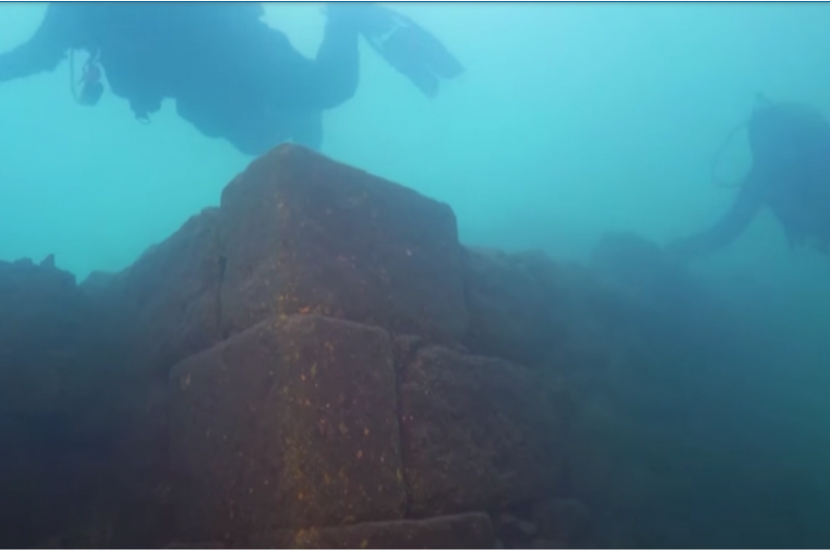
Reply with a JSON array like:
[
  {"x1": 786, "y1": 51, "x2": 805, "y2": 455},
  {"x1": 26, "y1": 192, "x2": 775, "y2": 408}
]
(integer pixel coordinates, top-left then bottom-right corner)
[
  {"x1": 0, "y1": 2, "x2": 464, "y2": 155},
  {"x1": 668, "y1": 98, "x2": 830, "y2": 258}
]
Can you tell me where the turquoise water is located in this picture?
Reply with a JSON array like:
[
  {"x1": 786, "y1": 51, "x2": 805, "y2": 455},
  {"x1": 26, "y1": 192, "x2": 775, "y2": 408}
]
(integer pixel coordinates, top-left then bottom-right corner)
[
  {"x1": 3, "y1": 2, "x2": 830, "y2": 547},
  {"x1": 5, "y1": 2, "x2": 830, "y2": 345},
  {"x1": 1, "y1": 2, "x2": 828, "y2": 278}
]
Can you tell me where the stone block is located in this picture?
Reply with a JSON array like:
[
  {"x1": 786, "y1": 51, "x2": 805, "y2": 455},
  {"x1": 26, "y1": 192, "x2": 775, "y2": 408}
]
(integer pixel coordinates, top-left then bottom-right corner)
[
  {"x1": 106, "y1": 208, "x2": 224, "y2": 372},
  {"x1": 462, "y1": 248, "x2": 564, "y2": 365},
  {"x1": 260, "y1": 513, "x2": 494, "y2": 549},
  {"x1": 170, "y1": 314, "x2": 406, "y2": 545},
  {"x1": 219, "y1": 144, "x2": 468, "y2": 341},
  {"x1": 400, "y1": 346, "x2": 565, "y2": 516}
]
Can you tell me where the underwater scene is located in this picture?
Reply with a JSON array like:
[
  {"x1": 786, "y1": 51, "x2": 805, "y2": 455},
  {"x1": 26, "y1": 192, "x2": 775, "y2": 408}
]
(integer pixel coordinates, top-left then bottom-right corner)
[{"x1": 1, "y1": 1, "x2": 830, "y2": 549}]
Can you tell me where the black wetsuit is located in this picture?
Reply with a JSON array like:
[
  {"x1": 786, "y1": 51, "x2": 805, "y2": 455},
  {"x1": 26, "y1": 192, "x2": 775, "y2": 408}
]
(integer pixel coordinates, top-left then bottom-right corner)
[
  {"x1": 0, "y1": 2, "x2": 463, "y2": 155},
  {"x1": 669, "y1": 101, "x2": 830, "y2": 257}
]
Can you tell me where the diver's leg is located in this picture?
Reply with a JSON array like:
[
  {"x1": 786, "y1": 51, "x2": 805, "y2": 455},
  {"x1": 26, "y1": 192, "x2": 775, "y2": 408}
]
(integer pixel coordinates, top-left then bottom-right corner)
[
  {"x1": 231, "y1": 14, "x2": 359, "y2": 151},
  {"x1": 176, "y1": 89, "x2": 291, "y2": 157},
  {"x1": 304, "y1": 6, "x2": 363, "y2": 110},
  {"x1": 245, "y1": 17, "x2": 359, "y2": 113},
  {"x1": 270, "y1": 3, "x2": 463, "y2": 109},
  {"x1": 323, "y1": 3, "x2": 465, "y2": 98}
]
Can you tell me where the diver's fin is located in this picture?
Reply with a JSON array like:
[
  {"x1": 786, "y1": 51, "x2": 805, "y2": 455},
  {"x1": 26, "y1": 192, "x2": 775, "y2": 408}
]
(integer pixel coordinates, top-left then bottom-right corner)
[{"x1": 357, "y1": 5, "x2": 464, "y2": 97}]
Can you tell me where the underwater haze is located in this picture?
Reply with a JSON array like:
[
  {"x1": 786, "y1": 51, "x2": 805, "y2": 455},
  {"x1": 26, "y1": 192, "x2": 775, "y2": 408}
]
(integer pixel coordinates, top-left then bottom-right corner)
[
  {"x1": 4, "y1": 0, "x2": 830, "y2": 368},
  {"x1": 3, "y1": 1, "x2": 830, "y2": 548},
  {"x1": 1, "y1": 2, "x2": 829, "y2": 276},
  {"x1": 1, "y1": 2, "x2": 830, "y2": 274}
]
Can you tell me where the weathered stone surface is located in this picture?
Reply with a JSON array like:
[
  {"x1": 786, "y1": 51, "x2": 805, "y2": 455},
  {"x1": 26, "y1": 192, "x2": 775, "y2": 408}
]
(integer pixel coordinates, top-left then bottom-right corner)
[
  {"x1": 0, "y1": 257, "x2": 84, "y2": 415},
  {"x1": 556, "y1": 234, "x2": 830, "y2": 549},
  {"x1": 462, "y1": 247, "x2": 566, "y2": 365},
  {"x1": 400, "y1": 346, "x2": 565, "y2": 516},
  {"x1": 531, "y1": 538, "x2": 568, "y2": 549},
  {"x1": 532, "y1": 498, "x2": 592, "y2": 548},
  {"x1": 589, "y1": 232, "x2": 725, "y2": 354},
  {"x1": 106, "y1": 207, "x2": 224, "y2": 373},
  {"x1": 169, "y1": 314, "x2": 406, "y2": 545},
  {"x1": 0, "y1": 257, "x2": 126, "y2": 548},
  {"x1": 492, "y1": 511, "x2": 538, "y2": 547},
  {"x1": 87, "y1": 208, "x2": 226, "y2": 548},
  {"x1": 547, "y1": 240, "x2": 704, "y2": 547},
  {"x1": 592, "y1": 232, "x2": 706, "y2": 308},
  {"x1": 259, "y1": 513, "x2": 495, "y2": 549},
  {"x1": 219, "y1": 144, "x2": 468, "y2": 341},
  {"x1": 7, "y1": 144, "x2": 830, "y2": 552},
  {"x1": 164, "y1": 542, "x2": 227, "y2": 549}
]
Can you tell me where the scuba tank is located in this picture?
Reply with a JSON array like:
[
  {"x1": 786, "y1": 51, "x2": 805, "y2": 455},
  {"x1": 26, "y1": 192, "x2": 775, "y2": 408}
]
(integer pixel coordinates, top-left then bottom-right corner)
[
  {"x1": 711, "y1": 94, "x2": 828, "y2": 189},
  {"x1": 69, "y1": 48, "x2": 152, "y2": 124},
  {"x1": 70, "y1": 49, "x2": 104, "y2": 106}
]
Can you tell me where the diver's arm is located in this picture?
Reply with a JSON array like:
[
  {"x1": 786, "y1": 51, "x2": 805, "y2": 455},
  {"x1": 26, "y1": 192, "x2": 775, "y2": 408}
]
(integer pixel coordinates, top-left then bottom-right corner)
[
  {"x1": 0, "y1": 4, "x2": 73, "y2": 84},
  {"x1": 667, "y1": 184, "x2": 763, "y2": 259}
]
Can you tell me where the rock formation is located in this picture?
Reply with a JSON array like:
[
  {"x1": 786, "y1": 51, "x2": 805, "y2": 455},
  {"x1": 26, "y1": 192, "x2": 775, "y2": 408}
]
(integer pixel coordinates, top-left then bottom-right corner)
[{"x1": 1, "y1": 144, "x2": 828, "y2": 549}]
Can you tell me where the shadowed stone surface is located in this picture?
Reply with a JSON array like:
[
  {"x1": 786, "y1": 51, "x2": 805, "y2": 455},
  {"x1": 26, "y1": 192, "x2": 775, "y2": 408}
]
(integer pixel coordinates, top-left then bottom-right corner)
[
  {"x1": 170, "y1": 314, "x2": 406, "y2": 545},
  {"x1": 94, "y1": 207, "x2": 226, "y2": 547},
  {"x1": 105, "y1": 207, "x2": 225, "y2": 374},
  {"x1": 532, "y1": 498, "x2": 593, "y2": 547},
  {"x1": 260, "y1": 513, "x2": 494, "y2": 549},
  {"x1": 5, "y1": 145, "x2": 830, "y2": 550},
  {"x1": 462, "y1": 247, "x2": 565, "y2": 366},
  {"x1": 0, "y1": 257, "x2": 120, "y2": 548},
  {"x1": 399, "y1": 346, "x2": 566, "y2": 517},
  {"x1": 219, "y1": 144, "x2": 469, "y2": 342}
]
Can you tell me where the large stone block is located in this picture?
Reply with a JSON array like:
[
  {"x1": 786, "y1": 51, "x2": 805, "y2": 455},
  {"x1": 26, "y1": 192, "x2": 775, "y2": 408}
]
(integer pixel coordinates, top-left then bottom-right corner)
[
  {"x1": 219, "y1": 144, "x2": 468, "y2": 341},
  {"x1": 462, "y1": 248, "x2": 566, "y2": 366},
  {"x1": 0, "y1": 257, "x2": 125, "y2": 548},
  {"x1": 170, "y1": 314, "x2": 406, "y2": 545},
  {"x1": 106, "y1": 208, "x2": 224, "y2": 372},
  {"x1": 260, "y1": 513, "x2": 495, "y2": 549},
  {"x1": 0, "y1": 257, "x2": 86, "y2": 416},
  {"x1": 399, "y1": 346, "x2": 565, "y2": 516},
  {"x1": 88, "y1": 208, "x2": 226, "y2": 547},
  {"x1": 532, "y1": 498, "x2": 593, "y2": 548}
]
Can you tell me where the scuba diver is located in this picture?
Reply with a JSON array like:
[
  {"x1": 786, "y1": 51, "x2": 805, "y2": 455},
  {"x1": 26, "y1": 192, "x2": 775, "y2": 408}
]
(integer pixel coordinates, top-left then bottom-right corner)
[
  {"x1": 667, "y1": 96, "x2": 830, "y2": 258},
  {"x1": 0, "y1": 2, "x2": 464, "y2": 155}
]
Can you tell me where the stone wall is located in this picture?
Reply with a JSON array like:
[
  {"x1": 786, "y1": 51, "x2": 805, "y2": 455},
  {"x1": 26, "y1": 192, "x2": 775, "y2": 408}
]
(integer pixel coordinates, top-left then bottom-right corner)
[{"x1": 1, "y1": 145, "x2": 828, "y2": 548}]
